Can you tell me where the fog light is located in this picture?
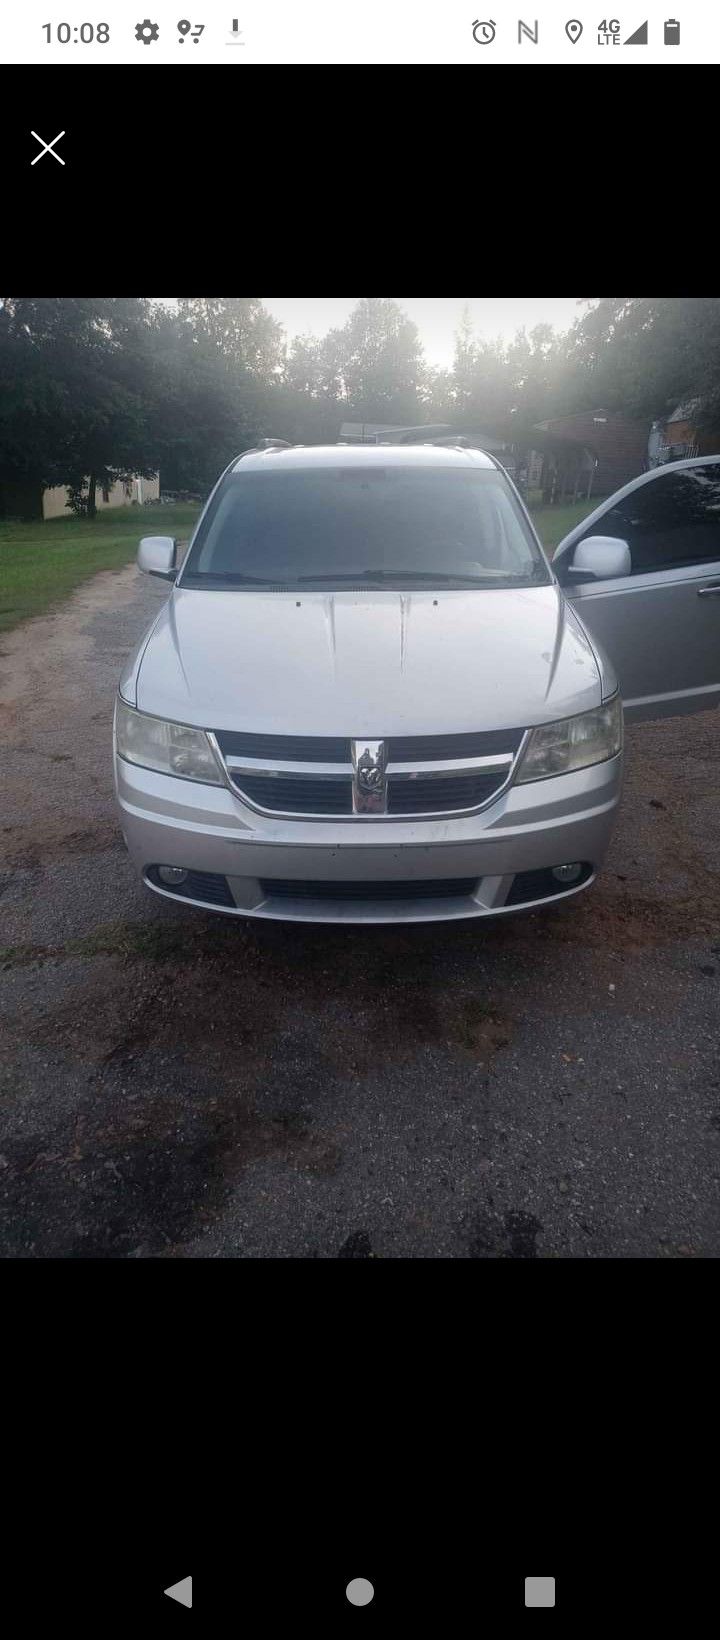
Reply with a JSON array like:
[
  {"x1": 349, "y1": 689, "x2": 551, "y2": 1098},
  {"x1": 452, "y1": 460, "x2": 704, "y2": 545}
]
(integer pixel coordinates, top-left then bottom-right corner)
[
  {"x1": 551, "y1": 862, "x2": 583, "y2": 885},
  {"x1": 158, "y1": 865, "x2": 188, "y2": 886}
]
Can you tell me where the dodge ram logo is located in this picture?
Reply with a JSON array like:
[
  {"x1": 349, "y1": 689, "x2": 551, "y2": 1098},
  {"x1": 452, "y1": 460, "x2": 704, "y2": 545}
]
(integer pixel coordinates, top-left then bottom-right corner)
[{"x1": 351, "y1": 739, "x2": 388, "y2": 814}]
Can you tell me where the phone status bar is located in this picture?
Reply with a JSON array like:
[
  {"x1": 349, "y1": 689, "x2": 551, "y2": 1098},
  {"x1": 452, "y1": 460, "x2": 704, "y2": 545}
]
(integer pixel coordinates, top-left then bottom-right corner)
[{"x1": 1, "y1": 1, "x2": 715, "y2": 63}]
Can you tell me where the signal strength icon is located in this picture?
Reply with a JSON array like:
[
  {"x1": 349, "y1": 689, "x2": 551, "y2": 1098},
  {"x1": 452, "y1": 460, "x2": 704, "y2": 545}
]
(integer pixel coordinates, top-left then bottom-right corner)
[{"x1": 624, "y1": 20, "x2": 648, "y2": 42}]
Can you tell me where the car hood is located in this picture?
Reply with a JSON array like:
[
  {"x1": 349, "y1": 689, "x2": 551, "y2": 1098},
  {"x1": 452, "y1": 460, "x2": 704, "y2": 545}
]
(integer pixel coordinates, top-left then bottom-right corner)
[{"x1": 132, "y1": 584, "x2": 603, "y2": 734}]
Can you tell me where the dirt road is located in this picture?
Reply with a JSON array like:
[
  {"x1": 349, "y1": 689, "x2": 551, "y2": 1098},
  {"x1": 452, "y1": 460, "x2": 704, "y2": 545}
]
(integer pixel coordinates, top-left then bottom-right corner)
[{"x1": 1, "y1": 565, "x2": 719, "y2": 1256}]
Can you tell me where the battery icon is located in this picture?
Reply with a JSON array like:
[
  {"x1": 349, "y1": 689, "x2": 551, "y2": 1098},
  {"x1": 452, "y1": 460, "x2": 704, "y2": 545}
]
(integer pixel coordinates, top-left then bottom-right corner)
[{"x1": 664, "y1": 18, "x2": 680, "y2": 43}]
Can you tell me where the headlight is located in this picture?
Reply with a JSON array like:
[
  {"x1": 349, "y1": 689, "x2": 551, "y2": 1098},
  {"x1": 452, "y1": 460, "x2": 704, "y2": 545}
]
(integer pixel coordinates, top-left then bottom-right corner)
[
  {"x1": 115, "y1": 698, "x2": 222, "y2": 784},
  {"x1": 516, "y1": 694, "x2": 623, "y2": 783}
]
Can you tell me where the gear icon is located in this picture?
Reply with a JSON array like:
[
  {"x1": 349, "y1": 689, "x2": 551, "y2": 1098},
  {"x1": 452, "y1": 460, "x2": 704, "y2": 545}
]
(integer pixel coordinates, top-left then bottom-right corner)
[{"x1": 135, "y1": 19, "x2": 160, "y2": 42}]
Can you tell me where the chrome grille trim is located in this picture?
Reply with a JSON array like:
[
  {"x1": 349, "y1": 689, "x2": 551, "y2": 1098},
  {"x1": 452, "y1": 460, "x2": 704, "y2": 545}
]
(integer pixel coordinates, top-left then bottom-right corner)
[
  {"x1": 214, "y1": 727, "x2": 524, "y2": 763},
  {"x1": 226, "y1": 756, "x2": 353, "y2": 778},
  {"x1": 387, "y1": 753, "x2": 513, "y2": 778},
  {"x1": 225, "y1": 751, "x2": 514, "y2": 779},
  {"x1": 211, "y1": 728, "x2": 529, "y2": 822}
]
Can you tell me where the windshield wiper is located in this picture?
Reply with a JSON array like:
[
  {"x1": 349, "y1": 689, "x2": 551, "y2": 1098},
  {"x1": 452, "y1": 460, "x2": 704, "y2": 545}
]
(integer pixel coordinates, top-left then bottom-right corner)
[
  {"x1": 183, "y1": 571, "x2": 289, "y2": 585},
  {"x1": 185, "y1": 567, "x2": 544, "y2": 589},
  {"x1": 296, "y1": 569, "x2": 503, "y2": 586}
]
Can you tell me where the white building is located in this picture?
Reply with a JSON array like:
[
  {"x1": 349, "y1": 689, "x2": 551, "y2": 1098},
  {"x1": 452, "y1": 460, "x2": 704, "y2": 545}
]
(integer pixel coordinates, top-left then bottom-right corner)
[{"x1": 42, "y1": 471, "x2": 160, "y2": 519}]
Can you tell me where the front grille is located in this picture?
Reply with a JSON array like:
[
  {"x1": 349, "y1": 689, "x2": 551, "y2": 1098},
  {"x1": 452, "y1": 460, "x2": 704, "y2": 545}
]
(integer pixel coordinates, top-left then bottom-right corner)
[
  {"x1": 389, "y1": 728, "x2": 524, "y2": 762},
  {"x1": 261, "y1": 878, "x2": 479, "y2": 902},
  {"x1": 216, "y1": 725, "x2": 523, "y2": 818},
  {"x1": 387, "y1": 771, "x2": 507, "y2": 815},
  {"x1": 235, "y1": 775, "x2": 353, "y2": 815},
  {"x1": 215, "y1": 730, "x2": 347, "y2": 763},
  {"x1": 215, "y1": 728, "x2": 522, "y2": 764}
]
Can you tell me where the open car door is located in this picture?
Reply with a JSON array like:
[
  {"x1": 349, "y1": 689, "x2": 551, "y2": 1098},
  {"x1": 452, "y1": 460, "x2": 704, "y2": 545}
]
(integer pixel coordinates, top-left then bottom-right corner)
[{"x1": 553, "y1": 458, "x2": 720, "y2": 722}]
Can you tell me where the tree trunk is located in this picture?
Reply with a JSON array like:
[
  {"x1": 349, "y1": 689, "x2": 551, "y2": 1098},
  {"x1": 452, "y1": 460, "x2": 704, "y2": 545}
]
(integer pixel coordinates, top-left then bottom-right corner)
[{"x1": 87, "y1": 472, "x2": 97, "y2": 520}]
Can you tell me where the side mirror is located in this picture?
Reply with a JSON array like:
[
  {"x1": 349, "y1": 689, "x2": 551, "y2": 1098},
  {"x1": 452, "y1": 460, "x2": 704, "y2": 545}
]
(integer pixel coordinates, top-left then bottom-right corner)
[
  {"x1": 138, "y1": 536, "x2": 177, "y2": 580},
  {"x1": 570, "y1": 535, "x2": 632, "y2": 582}
]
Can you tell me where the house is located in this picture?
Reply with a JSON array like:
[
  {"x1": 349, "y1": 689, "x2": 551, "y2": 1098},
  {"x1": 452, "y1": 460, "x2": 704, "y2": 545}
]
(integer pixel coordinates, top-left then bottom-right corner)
[
  {"x1": 532, "y1": 410, "x2": 650, "y2": 501},
  {"x1": 659, "y1": 400, "x2": 720, "y2": 462},
  {"x1": 661, "y1": 401, "x2": 701, "y2": 461},
  {"x1": 337, "y1": 412, "x2": 651, "y2": 504},
  {"x1": 42, "y1": 471, "x2": 160, "y2": 520},
  {"x1": 647, "y1": 401, "x2": 720, "y2": 468}
]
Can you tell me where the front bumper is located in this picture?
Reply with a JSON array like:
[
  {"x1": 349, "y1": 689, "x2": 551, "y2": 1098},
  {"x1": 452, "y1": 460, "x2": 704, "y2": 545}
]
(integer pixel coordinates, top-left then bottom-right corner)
[{"x1": 114, "y1": 747, "x2": 623, "y2": 923}]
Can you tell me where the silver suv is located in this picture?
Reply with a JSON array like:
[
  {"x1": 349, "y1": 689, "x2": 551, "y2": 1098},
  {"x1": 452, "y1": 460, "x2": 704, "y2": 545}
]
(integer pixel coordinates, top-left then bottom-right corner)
[{"x1": 114, "y1": 443, "x2": 720, "y2": 923}]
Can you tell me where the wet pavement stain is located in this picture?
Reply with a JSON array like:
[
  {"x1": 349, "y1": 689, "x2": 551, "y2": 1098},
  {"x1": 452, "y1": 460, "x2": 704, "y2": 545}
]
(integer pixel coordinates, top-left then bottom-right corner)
[
  {"x1": 337, "y1": 1231, "x2": 373, "y2": 1259},
  {"x1": 462, "y1": 1208, "x2": 543, "y2": 1259}
]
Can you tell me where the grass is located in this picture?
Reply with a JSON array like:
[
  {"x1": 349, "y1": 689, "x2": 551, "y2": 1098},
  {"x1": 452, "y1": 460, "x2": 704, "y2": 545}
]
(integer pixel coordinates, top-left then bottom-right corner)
[
  {"x1": 0, "y1": 503, "x2": 201, "y2": 634},
  {"x1": 0, "y1": 490, "x2": 605, "y2": 637},
  {"x1": 528, "y1": 495, "x2": 607, "y2": 554}
]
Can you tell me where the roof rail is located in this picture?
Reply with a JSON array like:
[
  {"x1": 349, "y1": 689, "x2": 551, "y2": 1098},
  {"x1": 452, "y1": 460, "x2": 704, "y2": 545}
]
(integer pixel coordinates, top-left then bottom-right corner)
[
  {"x1": 430, "y1": 435, "x2": 475, "y2": 448},
  {"x1": 233, "y1": 438, "x2": 294, "y2": 462}
]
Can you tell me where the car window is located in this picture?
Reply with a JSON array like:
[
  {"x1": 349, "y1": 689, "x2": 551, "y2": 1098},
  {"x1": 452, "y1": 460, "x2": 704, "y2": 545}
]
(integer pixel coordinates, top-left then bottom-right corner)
[
  {"x1": 181, "y1": 467, "x2": 551, "y2": 590},
  {"x1": 581, "y1": 464, "x2": 720, "y2": 575}
]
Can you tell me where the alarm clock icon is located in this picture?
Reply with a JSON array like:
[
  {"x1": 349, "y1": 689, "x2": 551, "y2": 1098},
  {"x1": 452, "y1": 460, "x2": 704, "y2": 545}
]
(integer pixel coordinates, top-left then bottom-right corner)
[{"x1": 473, "y1": 19, "x2": 496, "y2": 42}]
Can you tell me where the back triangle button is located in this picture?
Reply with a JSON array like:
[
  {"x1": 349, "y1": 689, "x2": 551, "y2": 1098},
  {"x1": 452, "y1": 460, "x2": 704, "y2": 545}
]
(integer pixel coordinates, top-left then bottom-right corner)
[{"x1": 164, "y1": 1577, "x2": 192, "y2": 1609}]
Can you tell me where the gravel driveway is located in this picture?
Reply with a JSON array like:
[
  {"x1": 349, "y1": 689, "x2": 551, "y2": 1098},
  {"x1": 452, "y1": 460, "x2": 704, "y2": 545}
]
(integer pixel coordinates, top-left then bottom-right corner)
[{"x1": 1, "y1": 564, "x2": 719, "y2": 1257}]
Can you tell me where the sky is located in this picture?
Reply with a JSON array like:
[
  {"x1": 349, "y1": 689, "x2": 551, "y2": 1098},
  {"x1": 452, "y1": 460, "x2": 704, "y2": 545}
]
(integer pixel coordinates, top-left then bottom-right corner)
[{"x1": 261, "y1": 298, "x2": 583, "y2": 365}]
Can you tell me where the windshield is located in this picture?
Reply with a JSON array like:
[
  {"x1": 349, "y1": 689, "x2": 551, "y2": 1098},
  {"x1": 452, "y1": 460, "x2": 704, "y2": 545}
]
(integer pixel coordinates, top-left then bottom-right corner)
[{"x1": 181, "y1": 467, "x2": 550, "y2": 590}]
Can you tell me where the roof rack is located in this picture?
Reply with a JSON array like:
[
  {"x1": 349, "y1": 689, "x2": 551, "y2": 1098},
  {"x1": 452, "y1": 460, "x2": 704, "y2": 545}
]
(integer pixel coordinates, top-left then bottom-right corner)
[
  {"x1": 232, "y1": 432, "x2": 485, "y2": 462},
  {"x1": 234, "y1": 437, "x2": 294, "y2": 460},
  {"x1": 429, "y1": 435, "x2": 475, "y2": 448}
]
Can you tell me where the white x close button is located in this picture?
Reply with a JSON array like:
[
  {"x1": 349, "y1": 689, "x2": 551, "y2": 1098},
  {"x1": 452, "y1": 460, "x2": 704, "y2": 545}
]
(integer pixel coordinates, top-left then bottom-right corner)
[{"x1": 31, "y1": 130, "x2": 66, "y2": 165}]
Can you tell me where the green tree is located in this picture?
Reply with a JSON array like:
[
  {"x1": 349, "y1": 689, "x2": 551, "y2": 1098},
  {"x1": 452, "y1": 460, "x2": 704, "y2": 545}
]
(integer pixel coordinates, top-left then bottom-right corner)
[
  {"x1": 284, "y1": 332, "x2": 341, "y2": 402},
  {"x1": 447, "y1": 305, "x2": 479, "y2": 415},
  {"x1": 175, "y1": 298, "x2": 284, "y2": 378},
  {"x1": 564, "y1": 298, "x2": 720, "y2": 426},
  {"x1": 148, "y1": 303, "x2": 271, "y2": 492},
  {"x1": 322, "y1": 297, "x2": 426, "y2": 422},
  {"x1": 441, "y1": 311, "x2": 510, "y2": 428},
  {"x1": 0, "y1": 297, "x2": 160, "y2": 518},
  {"x1": 506, "y1": 323, "x2": 565, "y2": 423}
]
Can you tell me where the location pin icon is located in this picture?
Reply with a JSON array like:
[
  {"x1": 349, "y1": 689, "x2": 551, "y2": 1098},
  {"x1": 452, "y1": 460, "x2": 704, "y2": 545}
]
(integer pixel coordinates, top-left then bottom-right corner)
[{"x1": 565, "y1": 18, "x2": 583, "y2": 41}]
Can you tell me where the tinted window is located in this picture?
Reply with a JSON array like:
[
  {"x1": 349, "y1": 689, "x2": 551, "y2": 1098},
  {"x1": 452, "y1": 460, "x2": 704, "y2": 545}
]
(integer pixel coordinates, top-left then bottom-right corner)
[
  {"x1": 181, "y1": 468, "x2": 550, "y2": 590},
  {"x1": 584, "y1": 464, "x2": 720, "y2": 574}
]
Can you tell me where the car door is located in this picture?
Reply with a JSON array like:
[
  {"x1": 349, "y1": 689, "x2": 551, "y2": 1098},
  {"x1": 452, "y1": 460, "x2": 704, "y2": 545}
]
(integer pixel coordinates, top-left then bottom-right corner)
[{"x1": 553, "y1": 460, "x2": 720, "y2": 721}]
